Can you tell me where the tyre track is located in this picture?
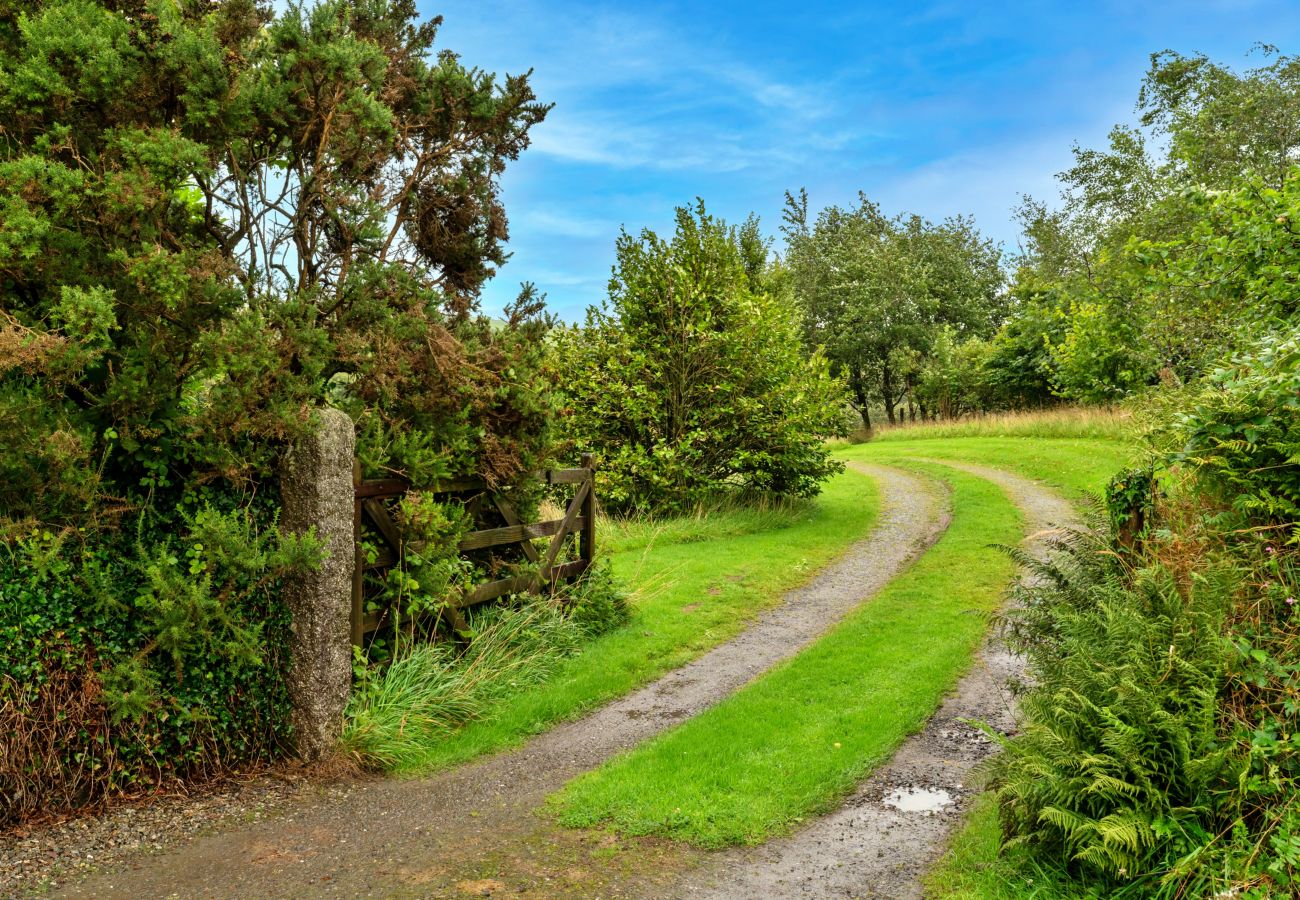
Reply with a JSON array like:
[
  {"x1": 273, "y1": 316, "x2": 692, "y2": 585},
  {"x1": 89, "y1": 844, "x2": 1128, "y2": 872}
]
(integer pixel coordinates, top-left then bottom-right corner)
[
  {"x1": 51, "y1": 464, "x2": 948, "y2": 899},
  {"x1": 670, "y1": 460, "x2": 1078, "y2": 900}
]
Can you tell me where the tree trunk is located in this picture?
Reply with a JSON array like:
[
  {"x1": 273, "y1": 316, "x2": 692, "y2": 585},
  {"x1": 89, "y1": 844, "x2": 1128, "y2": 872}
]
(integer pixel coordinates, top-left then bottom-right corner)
[
  {"x1": 881, "y1": 365, "x2": 897, "y2": 425},
  {"x1": 850, "y1": 366, "x2": 871, "y2": 429}
]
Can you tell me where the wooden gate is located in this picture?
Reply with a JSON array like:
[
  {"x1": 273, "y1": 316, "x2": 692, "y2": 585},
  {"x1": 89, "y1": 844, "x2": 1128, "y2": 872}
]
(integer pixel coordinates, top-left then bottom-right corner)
[{"x1": 350, "y1": 454, "x2": 595, "y2": 645}]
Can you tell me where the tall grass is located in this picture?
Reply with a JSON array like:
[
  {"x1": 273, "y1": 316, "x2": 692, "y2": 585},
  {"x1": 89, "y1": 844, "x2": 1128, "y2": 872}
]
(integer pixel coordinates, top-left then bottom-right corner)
[
  {"x1": 861, "y1": 405, "x2": 1132, "y2": 443},
  {"x1": 340, "y1": 603, "x2": 582, "y2": 770}
]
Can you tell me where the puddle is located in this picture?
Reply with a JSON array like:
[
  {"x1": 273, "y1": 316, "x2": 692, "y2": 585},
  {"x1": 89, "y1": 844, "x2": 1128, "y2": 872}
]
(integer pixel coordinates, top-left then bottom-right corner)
[{"x1": 882, "y1": 786, "x2": 954, "y2": 814}]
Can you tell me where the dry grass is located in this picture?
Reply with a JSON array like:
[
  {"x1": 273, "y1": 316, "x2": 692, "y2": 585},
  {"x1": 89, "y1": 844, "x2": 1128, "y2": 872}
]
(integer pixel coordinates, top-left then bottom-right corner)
[{"x1": 850, "y1": 405, "x2": 1133, "y2": 444}]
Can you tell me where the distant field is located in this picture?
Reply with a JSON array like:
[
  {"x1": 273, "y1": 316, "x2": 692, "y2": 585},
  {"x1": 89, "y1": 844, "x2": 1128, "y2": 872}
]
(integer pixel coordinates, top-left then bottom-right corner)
[{"x1": 852, "y1": 405, "x2": 1133, "y2": 446}]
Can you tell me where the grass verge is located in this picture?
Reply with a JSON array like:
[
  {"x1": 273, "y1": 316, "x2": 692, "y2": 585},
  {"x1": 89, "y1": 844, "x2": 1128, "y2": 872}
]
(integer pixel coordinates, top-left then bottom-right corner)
[
  {"x1": 390, "y1": 468, "x2": 881, "y2": 774},
  {"x1": 547, "y1": 462, "x2": 1023, "y2": 847}
]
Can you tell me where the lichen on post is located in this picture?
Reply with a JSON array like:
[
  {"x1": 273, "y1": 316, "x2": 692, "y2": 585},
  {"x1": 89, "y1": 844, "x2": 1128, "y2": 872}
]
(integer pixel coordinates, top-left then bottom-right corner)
[{"x1": 278, "y1": 407, "x2": 356, "y2": 761}]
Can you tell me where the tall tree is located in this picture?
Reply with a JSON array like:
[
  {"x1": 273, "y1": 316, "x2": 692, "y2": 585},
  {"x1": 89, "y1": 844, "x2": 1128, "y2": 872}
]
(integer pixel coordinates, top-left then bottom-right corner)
[{"x1": 782, "y1": 190, "x2": 1004, "y2": 426}]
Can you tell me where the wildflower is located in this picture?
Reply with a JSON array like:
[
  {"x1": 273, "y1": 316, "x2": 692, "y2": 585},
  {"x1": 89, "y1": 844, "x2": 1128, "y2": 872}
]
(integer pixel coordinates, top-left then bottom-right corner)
[
  {"x1": 1288, "y1": 597, "x2": 1296, "y2": 607},
  {"x1": 1266, "y1": 545, "x2": 1277, "y2": 555}
]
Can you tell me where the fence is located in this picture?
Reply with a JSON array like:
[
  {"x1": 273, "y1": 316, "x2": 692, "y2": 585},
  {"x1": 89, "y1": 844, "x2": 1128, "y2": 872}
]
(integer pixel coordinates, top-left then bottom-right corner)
[{"x1": 350, "y1": 453, "x2": 596, "y2": 644}]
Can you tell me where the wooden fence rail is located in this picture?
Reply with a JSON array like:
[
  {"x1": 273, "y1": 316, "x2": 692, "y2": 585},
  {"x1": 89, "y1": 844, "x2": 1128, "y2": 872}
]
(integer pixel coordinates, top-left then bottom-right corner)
[{"x1": 350, "y1": 453, "x2": 595, "y2": 645}]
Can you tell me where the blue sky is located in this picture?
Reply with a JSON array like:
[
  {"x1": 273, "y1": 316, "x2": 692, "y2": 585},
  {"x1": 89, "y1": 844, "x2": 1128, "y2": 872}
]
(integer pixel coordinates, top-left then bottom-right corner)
[{"x1": 424, "y1": 1, "x2": 1300, "y2": 322}]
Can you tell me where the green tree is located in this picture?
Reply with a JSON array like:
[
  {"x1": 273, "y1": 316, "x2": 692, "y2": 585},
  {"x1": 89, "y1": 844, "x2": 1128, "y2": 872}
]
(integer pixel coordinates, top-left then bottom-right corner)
[
  {"x1": 553, "y1": 202, "x2": 848, "y2": 513},
  {"x1": 782, "y1": 190, "x2": 1004, "y2": 426}
]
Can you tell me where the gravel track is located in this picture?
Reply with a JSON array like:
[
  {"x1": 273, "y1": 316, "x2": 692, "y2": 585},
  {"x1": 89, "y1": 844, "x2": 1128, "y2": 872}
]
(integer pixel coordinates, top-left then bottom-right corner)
[
  {"x1": 26, "y1": 464, "x2": 946, "y2": 899},
  {"x1": 667, "y1": 459, "x2": 1079, "y2": 900}
]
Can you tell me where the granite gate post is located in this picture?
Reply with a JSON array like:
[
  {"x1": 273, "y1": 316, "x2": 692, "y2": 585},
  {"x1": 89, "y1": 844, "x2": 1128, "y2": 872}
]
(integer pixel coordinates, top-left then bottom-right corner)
[{"x1": 279, "y1": 407, "x2": 356, "y2": 760}]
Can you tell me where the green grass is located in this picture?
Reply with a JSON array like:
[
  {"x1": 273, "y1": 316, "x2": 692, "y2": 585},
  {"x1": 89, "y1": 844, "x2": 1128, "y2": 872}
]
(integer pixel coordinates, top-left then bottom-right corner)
[
  {"x1": 921, "y1": 794, "x2": 1081, "y2": 899},
  {"x1": 392, "y1": 469, "x2": 881, "y2": 773},
  {"x1": 836, "y1": 436, "x2": 1134, "y2": 500},
  {"x1": 547, "y1": 462, "x2": 1024, "y2": 847}
]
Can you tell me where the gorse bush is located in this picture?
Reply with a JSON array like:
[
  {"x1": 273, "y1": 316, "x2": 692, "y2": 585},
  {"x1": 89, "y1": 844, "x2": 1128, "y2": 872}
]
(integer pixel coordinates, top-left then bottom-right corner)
[
  {"x1": 0, "y1": 0, "x2": 552, "y2": 821},
  {"x1": 553, "y1": 202, "x2": 848, "y2": 514}
]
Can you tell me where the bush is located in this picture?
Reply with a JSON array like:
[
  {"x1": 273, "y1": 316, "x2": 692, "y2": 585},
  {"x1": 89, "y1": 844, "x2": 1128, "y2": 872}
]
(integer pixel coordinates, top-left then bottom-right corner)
[
  {"x1": 0, "y1": 0, "x2": 553, "y2": 821},
  {"x1": 1173, "y1": 332, "x2": 1300, "y2": 538},
  {"x1": 990, "y1": 333, "x2": 1300, "y2": 896},
  {"x1": 0, "y1": 500, "x2": 318, "y2": 825},
  {"x1": 552, "y1": 202, "x2": 848, "y2": 513}
]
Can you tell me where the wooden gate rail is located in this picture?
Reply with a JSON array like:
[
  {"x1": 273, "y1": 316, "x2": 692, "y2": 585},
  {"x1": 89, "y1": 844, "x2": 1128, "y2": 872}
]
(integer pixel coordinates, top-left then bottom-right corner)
[{"x1": 350, "y1": 453, "x2": 596, "y2": 645}]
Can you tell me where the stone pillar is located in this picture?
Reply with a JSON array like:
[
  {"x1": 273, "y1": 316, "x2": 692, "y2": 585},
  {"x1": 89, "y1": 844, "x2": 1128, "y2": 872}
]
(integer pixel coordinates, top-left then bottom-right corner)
[{"x1": 279, "y1": 407, "x2": 356, "y2": 761}]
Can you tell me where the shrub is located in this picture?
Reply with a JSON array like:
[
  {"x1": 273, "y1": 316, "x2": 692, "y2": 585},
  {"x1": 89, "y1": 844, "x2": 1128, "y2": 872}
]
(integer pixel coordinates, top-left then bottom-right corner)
[
  {"x1": 0, "y1": 0, "x2": 552, "y2": 820},
  {"x1": 1172, "y1": 332, "x2": 1300, "y2": 538},
  {"x1": 552, "y1": 201, "x2": 848, "y2": 513}
]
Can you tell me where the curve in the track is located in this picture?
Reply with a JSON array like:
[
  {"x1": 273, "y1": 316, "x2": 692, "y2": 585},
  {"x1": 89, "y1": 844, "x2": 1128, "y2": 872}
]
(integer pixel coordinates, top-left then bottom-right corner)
[
  {"x1": 54, "y1": 464, "x2": 949, "y2": 899},
  {"x1": 668, "y1": 459, "x2": 1078, "y2": 900}
]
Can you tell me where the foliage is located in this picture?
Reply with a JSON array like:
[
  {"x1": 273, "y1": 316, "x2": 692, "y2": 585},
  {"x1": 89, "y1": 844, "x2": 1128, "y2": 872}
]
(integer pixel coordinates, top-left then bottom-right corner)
[
  {"x1": 0, "y1": 499, "x2": 318, "y2": 826},
  {"x1": 998, "y1": 47, "x2": 1300, "y2": 406},
  {"x1": 341, "y1": 600, "x2": 584, "y2": 770},
  {"x1": 0, "y1": 0, "x2": 552, "y2": 819},
  {"x1": 990, "y1": 520, "x2": 1238, "y2": 889},
  {"x1": 988, "y1": 335, "x2": 1300, "y2": 896},
  {"x1": 915, "y1": 325, "x2": 994, "y2": 418},
  {"x1": 552, "y1": 201, "x2": 848, "y2": 513},
  {"x1": 1172, "y1": 332, "x2": 1300, "y2": 541},
  {"x1": 782, "y1": 190, "x2": 1005, "y2": 426}
]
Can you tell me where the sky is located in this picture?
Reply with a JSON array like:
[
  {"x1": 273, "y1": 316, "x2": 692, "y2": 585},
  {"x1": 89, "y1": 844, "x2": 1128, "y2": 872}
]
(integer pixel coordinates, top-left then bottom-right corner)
[{"x1": 422, "y1": 0, "x2": 1300, "y2": 322}]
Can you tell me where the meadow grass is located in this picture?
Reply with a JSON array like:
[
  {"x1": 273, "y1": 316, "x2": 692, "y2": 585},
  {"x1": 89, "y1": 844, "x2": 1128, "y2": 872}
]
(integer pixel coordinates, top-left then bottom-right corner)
[
  {"x1": 392, "y1": 468, "x2": 881, "y2": 773},
  {"x1": 547, "y1": 462, "x2": 1024, "y2": 847},
  {"x1": 860, "y1": 405, "x2": 1132, "y2": 445}
]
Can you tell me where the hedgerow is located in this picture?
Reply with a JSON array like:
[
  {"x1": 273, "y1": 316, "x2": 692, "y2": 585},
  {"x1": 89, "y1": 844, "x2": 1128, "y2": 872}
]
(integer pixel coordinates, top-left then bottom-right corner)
[
  {"x1": 0, "y1": 0, "x2": 552, "y2": 824},
  {"x1": 989, "y1": 332, "x2": 1300, "y2": 897}
]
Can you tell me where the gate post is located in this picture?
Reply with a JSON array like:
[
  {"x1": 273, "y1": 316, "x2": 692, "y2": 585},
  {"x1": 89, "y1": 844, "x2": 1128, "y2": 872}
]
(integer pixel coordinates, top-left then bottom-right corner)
[{"x1": 279, "y1": 407, "x2": 356, "y2": 761}]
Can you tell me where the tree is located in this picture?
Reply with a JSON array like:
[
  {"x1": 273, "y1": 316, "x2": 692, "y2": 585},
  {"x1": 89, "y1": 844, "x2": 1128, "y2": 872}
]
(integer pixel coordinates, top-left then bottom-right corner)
[
  {"x1": 553, "y1": 202, "x2": 848, "y2": 513},
  {"x1": 1, "y1": 0, "x2": 553, "y2": 527},
  {"x1": 782, "y1": 190, "x2": 1004, "y2": 426},
  {"x1": 1003, "y1": 46, "x2": 1300, "y2": 402}
]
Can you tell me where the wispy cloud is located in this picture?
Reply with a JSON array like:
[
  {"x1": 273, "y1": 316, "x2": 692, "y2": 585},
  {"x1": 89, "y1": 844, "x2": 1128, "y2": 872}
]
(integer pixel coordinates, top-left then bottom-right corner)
[{"x1": 427, "y1": 0, "x2": 1300, "y2": 320}]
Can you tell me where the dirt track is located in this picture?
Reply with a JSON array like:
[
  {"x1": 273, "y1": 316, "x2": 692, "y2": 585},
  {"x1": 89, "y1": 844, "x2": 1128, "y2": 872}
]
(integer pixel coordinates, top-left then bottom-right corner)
[
  {"x1": 45, "y1": 464, "x2": 947, "y2": 899},
  {"x1": 669, "y1": 460, "x2": 1078, "y2": 899}
]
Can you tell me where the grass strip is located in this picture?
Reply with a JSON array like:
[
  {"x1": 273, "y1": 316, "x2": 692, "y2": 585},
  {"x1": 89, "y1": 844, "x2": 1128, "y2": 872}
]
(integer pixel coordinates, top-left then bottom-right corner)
[
  {"x1": 837, "y1": 436, "x2": 1133, "y2": 500},
  {"x1": 393, "y1": 468, "x2": 881, "y2": 773},
  {"x1": 547, "y1": 462, "x2": 1023, "y2": 847}
]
